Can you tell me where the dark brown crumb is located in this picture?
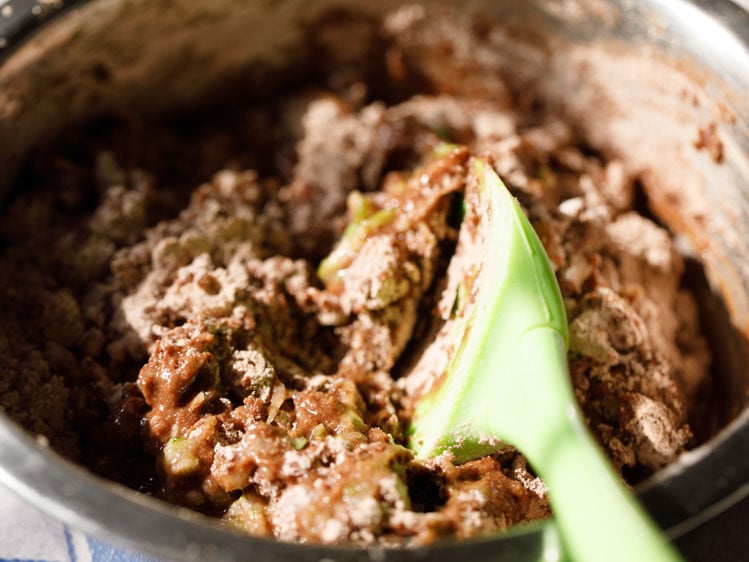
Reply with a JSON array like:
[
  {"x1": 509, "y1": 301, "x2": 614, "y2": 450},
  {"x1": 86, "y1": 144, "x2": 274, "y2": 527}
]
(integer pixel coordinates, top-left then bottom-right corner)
[{"x1": 693, "y1": 122, "x2": 724, "y2": 164}]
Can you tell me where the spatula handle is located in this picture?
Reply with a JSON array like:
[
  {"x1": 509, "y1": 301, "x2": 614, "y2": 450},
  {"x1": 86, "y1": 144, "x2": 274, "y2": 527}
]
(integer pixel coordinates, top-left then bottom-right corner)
[{"x1": 519, "y1": 328, "x2": 683, "y2": 562}]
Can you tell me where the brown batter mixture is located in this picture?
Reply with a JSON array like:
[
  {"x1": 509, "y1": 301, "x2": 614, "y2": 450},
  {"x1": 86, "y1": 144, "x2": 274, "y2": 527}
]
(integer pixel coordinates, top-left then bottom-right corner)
[{"x1": 0, "y1": 7, "x2": 711, "y2": 546}]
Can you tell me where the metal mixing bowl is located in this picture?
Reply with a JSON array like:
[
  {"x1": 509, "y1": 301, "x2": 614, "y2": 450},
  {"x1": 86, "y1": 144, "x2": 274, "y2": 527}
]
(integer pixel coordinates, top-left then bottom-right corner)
[{"x1": 0, "y1": 0, "x2": 748, "y2": 560}]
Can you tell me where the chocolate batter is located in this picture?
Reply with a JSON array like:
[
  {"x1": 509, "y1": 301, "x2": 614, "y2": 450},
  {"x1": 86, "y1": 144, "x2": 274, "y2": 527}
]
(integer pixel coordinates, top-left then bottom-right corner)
[{"x1": 0, "y1": 7, "x2": 711, "y2": 546}]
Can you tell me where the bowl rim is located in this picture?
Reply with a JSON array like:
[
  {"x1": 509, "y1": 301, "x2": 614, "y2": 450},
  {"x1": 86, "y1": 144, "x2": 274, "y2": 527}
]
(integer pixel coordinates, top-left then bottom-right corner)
[
  {"x1": 1, "y1": 408, "x2": 748, "y2": 561},
  {"x1": 0, "y1": 0, "x2": 748, "y2": 559},
  {"x1": 0, "y1": 0, "x2": 85, "y2": 56}
]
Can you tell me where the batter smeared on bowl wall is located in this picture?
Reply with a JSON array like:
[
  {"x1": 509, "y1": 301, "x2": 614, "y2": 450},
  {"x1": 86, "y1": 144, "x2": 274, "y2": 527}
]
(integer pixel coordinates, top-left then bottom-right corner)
[{"x1": 0, "y1": 6, "x2": 712, "y2": 545}]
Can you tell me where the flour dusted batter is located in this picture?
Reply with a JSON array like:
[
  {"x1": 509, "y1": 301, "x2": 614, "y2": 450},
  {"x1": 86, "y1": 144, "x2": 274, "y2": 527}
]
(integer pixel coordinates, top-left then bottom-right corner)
[{"x1": 0, "y1": 6, "x2": 710, "y2": 546}]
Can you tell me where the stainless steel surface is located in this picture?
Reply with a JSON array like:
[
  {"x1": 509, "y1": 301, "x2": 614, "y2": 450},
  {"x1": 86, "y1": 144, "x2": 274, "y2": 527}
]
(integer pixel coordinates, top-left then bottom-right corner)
[{"x1": 0, "y1": 0, "x2": 748, "y2": 560}]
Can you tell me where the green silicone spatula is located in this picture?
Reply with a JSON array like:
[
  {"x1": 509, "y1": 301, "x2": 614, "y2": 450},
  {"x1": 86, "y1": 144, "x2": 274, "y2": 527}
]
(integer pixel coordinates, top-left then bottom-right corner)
[{"x1": 409, "y1": 158, "x2": 683, "y2": 562}]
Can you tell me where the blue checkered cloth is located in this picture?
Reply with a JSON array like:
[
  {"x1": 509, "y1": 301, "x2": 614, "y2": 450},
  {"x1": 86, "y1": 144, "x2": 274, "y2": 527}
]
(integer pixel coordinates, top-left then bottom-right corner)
[{"x1": 0, "y1": 484, "x2": 161, "y2": 562}]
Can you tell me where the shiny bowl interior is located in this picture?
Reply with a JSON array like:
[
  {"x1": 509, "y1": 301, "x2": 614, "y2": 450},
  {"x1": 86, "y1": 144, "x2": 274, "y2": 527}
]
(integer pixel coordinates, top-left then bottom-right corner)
[{"x1": 0, "y1": 0, "x2": 748, "y2": 560}]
